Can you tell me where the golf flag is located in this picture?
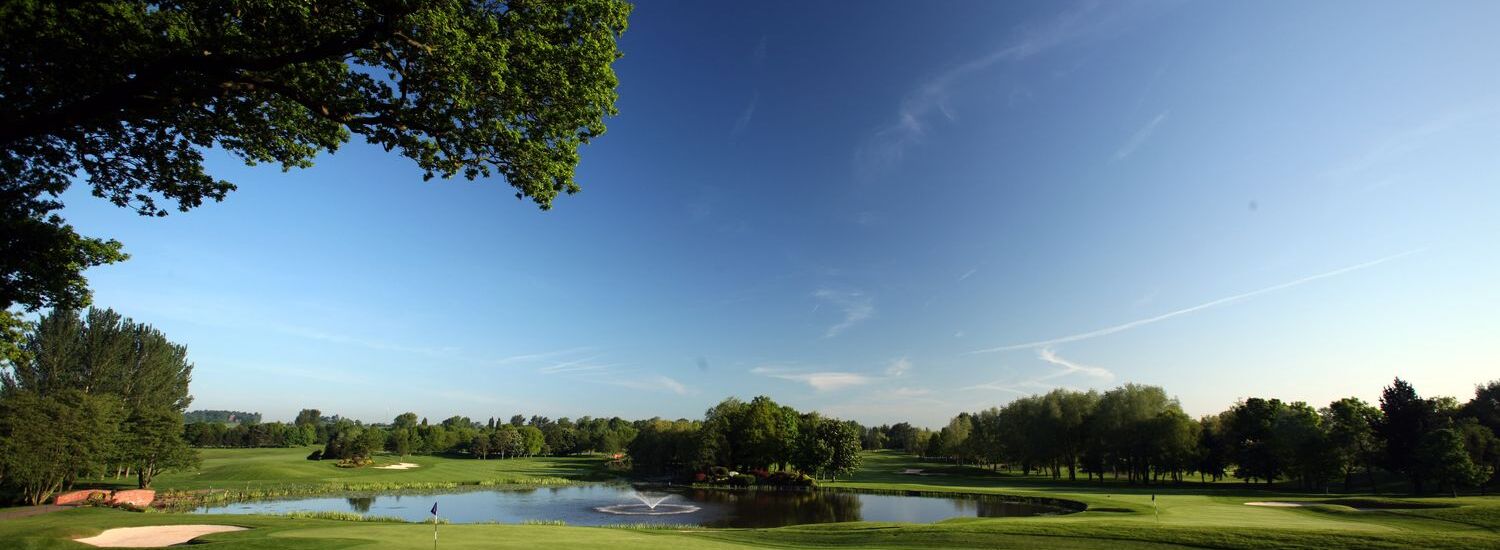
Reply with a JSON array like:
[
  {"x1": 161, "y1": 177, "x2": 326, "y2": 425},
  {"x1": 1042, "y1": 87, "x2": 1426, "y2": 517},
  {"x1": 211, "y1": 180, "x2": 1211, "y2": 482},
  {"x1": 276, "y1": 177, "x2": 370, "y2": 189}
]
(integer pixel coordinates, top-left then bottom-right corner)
[
  {"x1": 431, "y1": 501, "x2": 439, "y2": 549},
  {"x1": 431, "y1": 502, "x2": 439, "y2": 516},
  {"x1": 1152, "y1": 494, "x2": 1159, "y2": 523}
]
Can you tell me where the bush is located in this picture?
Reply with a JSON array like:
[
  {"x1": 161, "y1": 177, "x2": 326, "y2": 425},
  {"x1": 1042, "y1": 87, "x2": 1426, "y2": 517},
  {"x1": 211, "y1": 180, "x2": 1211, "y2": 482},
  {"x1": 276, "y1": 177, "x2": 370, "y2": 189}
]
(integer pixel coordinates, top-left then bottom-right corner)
[
  {"x1": 763, "y1": 471, "x2": 815, "y2": 487},
  {"x1": 728, "y1": 473, "x2": 756, "y2": 487},
  {"x1": 748, "y1": 468, "x2": 770, "y2": 479},
  {"x1": 306, "y1": 450, "x2": 323, "y2": 461},
  {"x1": 335, "y1": 457, "x2": 373, "y2": 468},
  {"x1": 708, "y1": 466, "x2": 730, "y2": 478},
  {"x1": 692, "y1": 472, "x2": 707, "y2": 483},
  {"x1": 605, "y1": 457, "x2": 631, "y2": 472}
]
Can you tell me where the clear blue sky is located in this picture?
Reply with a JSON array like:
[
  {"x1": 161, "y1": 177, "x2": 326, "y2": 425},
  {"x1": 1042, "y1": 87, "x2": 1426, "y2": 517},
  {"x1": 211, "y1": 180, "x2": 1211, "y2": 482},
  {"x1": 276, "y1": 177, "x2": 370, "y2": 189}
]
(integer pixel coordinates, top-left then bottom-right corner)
[{"x1": 59, "y1": 0, "x2": 1500, "y2": 427}]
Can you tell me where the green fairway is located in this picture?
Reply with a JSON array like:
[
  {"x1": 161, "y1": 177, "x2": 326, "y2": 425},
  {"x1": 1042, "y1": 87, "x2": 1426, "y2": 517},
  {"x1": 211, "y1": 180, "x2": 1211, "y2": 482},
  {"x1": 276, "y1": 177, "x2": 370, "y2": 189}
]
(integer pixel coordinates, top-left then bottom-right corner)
[
  {"x1": 138, "y1": 447, "x2": 612, "y2": 490},
  {"x1": 3, "y1": 449, "x2": 1497, "y2": 549}
]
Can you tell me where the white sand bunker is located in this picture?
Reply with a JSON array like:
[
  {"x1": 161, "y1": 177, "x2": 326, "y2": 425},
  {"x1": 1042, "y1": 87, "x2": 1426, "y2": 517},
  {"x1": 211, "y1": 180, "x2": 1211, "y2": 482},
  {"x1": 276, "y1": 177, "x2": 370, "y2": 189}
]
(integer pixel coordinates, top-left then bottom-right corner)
[
  {"x1": 375, "y1": 462, "x2": 420, "y2": 470},
  {"x1": 1244, "y1": 501, "x2": 1307, "y2": 507},
  {"x1": 75, "y1": 525, "x2": 246, "y2": 547}
]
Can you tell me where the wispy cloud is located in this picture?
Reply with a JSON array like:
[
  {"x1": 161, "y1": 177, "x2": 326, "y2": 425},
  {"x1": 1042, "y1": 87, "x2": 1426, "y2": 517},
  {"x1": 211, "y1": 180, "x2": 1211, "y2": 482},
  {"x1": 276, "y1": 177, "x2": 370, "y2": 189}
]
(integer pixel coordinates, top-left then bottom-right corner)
[
  {"x1": 965, "y1": 348, "x2": 1112, "y2": 395},
  {"x1": 202, "y1": 358, "x2": 373, "y2": 386},
  {"x1": 1325, "y1": 102, "x2": 1500, "y2": 181},
  {"x1": 731, "y1": 91, "x2": 759, "y2": 136},
  {"x1": 752, "y1": 367, "x2": 874, "y2": 391},
  {"x1": 958, "y1": 268, "x2": 978, "y2": 282},
  {"x1": 885, "y1": 357, "x2": 913, "y2": 377},
  {"x1": 754, "y1": 356, "x2": 911, "y2": 391},
  {"x1": 814, "y1": 288, "x2": 874, "y2": 338},
  {"x1": 1113, "y1": 110, "x2": 1168, "y2": 161},
  {"x1": 598, "y1": 375, "x2": 690, "y2": 395},
  {"x1": 970, "y1": 249, "x2": 1423, "y2": 354},
  {"x1": 820, "y1": 384, "x2": 974, "y2": 427},
  {"x1": 270, "y1": 324, "x2": 464, "y2": 360},
  {"x1": 429, "y1": 388, "x2": 503, "y2": 405},
  {"x1": 1133, "y1": 288, "x2": 1160, "y2": 308},
  {"x1": 537, "y1": 358, "x2": 619, "y2": 374},
  {"x1": 751, "y1": 35, "x2": 768, "y2": 66},
  {"x1": 494, "y1": 347, "x2": 594, "y2": 365},
  {"x1": 964, "y1": 380, "x2": 1033, "y2": 394},
  {"x1": 514, "y1": 348, "x2": 625, "y2": 375},
  {"x1": 854, "y1": 2, "x2": 1132, "y2": 179},
  {"x1": 1037, "y1": 348, "x2": 1112, "y2": 379}
]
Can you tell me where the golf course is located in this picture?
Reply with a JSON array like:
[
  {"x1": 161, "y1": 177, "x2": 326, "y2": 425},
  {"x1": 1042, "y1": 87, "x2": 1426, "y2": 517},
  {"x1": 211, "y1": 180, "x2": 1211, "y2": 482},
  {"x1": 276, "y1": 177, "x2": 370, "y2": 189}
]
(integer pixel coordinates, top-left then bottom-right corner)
[
  {"x1": 1, "y1": 448, "x2": 1495, "y2": 549},
  {"x1": 5, "y1": 2, "x2": 1500, "y2": 548}
]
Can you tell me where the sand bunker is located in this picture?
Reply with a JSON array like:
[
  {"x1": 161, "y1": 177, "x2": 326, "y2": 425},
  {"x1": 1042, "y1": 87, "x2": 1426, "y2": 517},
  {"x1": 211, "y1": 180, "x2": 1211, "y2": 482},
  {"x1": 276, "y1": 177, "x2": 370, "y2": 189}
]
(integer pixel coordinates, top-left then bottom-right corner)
[
  {"x1": 374, "y1": 462, "x2": 420, "y2": 470},
  {"x1": 1244, "y1": 501, "x2": 1307, "y2": 507},
  {"x1": 75, "y1": 525, "x2": 246, "y2": 547}
]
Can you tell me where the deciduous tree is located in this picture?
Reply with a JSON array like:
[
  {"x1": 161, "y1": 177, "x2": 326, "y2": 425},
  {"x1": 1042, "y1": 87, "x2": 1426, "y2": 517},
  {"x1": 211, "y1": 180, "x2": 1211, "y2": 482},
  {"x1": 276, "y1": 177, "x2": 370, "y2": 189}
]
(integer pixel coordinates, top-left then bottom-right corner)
[{"x1": 0, "y1": 0, "x2": 633, "y2": 324}]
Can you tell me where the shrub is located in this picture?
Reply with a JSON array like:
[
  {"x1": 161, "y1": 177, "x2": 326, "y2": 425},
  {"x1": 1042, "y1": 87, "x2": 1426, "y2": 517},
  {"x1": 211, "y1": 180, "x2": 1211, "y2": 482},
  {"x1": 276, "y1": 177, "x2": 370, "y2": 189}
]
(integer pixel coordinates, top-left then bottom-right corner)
[
  {"x1": 748, "y1": 469, "x2": 770, "y2": 479},
  {"x1": 728, "y1": 473, "x2": 756, "y2": 487},
  {"x1": 763, "y1": 471, "x2": 815, "y2": 487},
  {"x1": 692, "y1": 472, "x2": 707, "y2": 483},
  {"x1": 335, "y1": 457, "x2": 373, "y2": 468},
  {"x1": 306, "y1": 450, "x2": 323, "y2": 461},
  {"x1": 709, "y1": 466, "x2": 730, "y2": 478}
]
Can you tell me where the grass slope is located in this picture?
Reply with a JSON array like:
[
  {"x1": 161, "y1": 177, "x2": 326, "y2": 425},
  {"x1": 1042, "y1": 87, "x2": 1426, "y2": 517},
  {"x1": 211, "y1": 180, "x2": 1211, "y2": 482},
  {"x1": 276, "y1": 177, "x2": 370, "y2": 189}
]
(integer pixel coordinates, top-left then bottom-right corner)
[
  {"x1": 110, "y1": 447, "x2": 611, "y2": 491},
  {"x1": 2, "y1": 449, "x2": 1495, "y2": 549}
]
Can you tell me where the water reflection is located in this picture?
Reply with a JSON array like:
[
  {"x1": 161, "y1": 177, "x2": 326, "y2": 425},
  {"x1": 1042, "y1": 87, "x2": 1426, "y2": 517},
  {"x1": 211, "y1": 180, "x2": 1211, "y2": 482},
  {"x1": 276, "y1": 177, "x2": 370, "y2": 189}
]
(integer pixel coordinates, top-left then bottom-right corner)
[
  {"x1": 196, "y1": 485, "x2": 1070, "y2": 527},
  {"x1": 685, "y1": 489, "x2": 863, "y2": 527},
  {"x1": 346, "y1": 496, "x2": 373, "y2": 513}
]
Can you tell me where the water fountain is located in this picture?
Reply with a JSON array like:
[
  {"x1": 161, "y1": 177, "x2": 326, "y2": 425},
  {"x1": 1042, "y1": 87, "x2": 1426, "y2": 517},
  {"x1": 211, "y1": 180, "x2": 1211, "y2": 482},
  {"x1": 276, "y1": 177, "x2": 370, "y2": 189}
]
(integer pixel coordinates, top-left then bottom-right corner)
[{"x1": 593, "y1": 491, "x2": 701, "y2": 516}]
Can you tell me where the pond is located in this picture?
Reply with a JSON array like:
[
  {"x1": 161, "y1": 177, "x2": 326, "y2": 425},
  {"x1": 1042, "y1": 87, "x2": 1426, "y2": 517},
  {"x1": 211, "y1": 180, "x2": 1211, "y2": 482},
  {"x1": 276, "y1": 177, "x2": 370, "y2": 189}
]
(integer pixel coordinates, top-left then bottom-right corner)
[{"x1": 192, "y1": 485, "x2": 1073, "y2": 527}]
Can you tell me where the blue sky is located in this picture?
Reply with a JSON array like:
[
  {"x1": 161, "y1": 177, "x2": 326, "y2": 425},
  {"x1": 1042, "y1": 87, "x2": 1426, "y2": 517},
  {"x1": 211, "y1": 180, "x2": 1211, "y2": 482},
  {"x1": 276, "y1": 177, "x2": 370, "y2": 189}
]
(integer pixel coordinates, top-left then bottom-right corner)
[{"x1": 59, "y1": 0, "x2": 1500, "y2": 427}]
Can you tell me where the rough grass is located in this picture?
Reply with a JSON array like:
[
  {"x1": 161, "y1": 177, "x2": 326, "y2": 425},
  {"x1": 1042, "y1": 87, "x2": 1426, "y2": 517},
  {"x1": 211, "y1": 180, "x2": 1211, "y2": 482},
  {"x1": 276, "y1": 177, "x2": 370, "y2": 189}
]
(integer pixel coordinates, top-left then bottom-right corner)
[{"x1": 276, "y1": 510, "x2": 418, "y2": 523}]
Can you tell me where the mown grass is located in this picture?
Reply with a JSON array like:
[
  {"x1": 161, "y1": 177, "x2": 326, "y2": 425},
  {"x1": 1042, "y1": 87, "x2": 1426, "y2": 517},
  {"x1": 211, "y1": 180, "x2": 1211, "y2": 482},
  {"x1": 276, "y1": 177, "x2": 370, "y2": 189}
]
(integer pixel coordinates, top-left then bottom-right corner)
[
  {"x1": 2, "y1": 448, "x2": 1496, "y2": 549},
  {"x1": 74, "y1": 447, "x2": 609, "y2": 509},
  {"x1": 107, "y1": 447, "x2": 614, "y2": 491}
]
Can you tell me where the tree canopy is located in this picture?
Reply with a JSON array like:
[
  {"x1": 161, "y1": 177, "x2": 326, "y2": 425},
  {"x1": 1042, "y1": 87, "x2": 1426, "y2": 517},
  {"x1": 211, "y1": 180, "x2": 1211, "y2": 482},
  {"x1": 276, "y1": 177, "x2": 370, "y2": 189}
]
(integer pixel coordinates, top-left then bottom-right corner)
[
  {"x1": 0, "y1": 307, "x2": 197, "y2": 501},
  {"x1": 0, "y1": 0, "x2": 632, "y2": 319}
]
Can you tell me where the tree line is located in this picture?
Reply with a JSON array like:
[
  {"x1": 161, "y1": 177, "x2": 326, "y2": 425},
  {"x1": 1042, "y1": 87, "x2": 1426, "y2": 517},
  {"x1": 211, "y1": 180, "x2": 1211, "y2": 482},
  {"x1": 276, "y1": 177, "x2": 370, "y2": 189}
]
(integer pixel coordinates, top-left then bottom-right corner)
[
  {"x1": 183, "y1": 410, "x2": 261, "y2": 425},
  {"x1": 203, "y1": 395, "x2": 867, "y2": 484},
  {"x1": 186, "y1": 408, "x2": 640, "y2": 464},
  {"x1": 5, "y1": 308, "x2": 1492, "y2": 502},
  {"x1": 0, "y1": 308, "x2": 196, "y2": 504},
  {"x1": 910, "y1": 379, "x2": 1498, "y2": 496}
]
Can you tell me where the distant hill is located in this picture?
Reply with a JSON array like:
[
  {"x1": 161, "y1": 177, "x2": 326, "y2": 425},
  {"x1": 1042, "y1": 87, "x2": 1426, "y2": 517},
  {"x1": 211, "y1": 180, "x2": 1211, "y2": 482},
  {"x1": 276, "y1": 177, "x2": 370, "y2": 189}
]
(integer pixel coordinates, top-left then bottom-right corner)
[{"x1": 184, "y1": 410, "x2": 262, "y2": 425}]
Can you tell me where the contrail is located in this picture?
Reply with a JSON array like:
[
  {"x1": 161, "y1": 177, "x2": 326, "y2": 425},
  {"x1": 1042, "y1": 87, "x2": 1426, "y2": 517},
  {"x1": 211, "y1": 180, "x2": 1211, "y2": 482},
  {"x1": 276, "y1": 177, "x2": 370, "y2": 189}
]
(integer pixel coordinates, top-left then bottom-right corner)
[{"x1": 969, "y1": 249, "x2": 1423, "y2": 354}]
